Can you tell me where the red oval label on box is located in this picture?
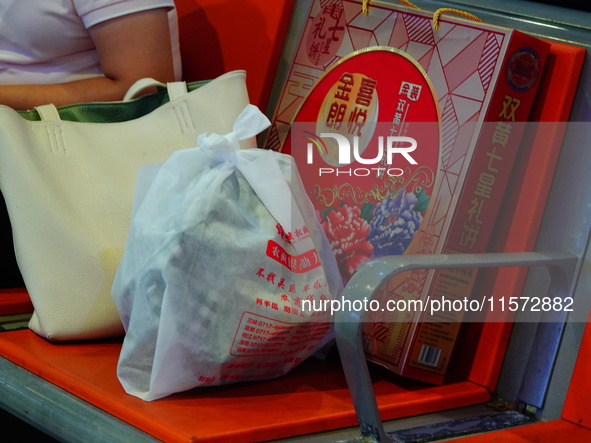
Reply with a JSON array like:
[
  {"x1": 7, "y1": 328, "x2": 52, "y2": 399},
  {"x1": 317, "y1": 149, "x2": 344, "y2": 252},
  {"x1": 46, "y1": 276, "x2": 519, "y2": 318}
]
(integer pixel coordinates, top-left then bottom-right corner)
[{"x1": 287, "y1": 47, "x2": 441, "y2": 281}]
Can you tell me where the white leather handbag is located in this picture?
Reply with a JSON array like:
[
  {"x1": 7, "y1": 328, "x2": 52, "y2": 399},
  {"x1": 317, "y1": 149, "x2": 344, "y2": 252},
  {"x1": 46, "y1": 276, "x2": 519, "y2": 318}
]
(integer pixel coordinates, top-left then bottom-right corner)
[{"x1": 0, "y1": 70, "x2": 253, "y2": 340}]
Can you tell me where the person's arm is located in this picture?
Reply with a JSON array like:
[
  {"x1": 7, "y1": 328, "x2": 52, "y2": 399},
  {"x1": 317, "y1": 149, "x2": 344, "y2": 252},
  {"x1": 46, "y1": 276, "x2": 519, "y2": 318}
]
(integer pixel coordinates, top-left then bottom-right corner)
[{"x1": 0, "y1": 8, "x2": 176, "y2": 110}]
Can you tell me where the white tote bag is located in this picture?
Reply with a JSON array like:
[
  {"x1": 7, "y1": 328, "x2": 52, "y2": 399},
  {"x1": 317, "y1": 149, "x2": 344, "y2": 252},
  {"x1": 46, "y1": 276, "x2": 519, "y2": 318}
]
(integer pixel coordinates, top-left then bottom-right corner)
[
  {"x1": 112, "y1": 105, "x2": 343, "y2": 400},
  {"x1": 0, "y1": 71, "x2": 253, "y2": 340}
]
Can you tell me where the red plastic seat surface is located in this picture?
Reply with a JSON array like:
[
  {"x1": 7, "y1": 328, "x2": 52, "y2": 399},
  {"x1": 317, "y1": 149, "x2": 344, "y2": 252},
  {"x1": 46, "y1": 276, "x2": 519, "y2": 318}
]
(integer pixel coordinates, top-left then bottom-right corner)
[{"x1": 0, "y1": 329, "x2": 489, "y2": 442}]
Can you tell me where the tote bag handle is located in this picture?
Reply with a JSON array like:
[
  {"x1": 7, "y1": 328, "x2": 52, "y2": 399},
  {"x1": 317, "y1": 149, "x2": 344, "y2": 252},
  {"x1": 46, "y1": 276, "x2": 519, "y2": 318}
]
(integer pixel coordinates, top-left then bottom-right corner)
[{"x1": 123, "y1": 78, "x2": 189, "y2": 101}]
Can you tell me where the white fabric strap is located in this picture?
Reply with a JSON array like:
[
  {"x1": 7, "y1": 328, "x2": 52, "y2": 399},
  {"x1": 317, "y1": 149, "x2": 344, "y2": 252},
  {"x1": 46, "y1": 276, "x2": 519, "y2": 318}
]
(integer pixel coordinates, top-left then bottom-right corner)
[{"x1": 35, "y1": 104, "x2": 61, "y2": 121}]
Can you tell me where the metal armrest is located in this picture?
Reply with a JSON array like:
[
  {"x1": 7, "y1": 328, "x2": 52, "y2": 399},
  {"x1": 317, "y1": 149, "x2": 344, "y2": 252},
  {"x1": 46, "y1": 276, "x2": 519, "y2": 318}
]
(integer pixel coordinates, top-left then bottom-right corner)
[{"x1": 334, "y1": 251, "x2": 579, "y2": 442}]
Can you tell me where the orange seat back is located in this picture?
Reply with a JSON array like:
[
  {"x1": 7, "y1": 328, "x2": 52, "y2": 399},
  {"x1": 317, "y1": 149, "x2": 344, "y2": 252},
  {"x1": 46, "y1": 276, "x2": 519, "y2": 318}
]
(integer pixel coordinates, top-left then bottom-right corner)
[{"x1": 175, "y1": 0, "x2": 294, "y2": 111}]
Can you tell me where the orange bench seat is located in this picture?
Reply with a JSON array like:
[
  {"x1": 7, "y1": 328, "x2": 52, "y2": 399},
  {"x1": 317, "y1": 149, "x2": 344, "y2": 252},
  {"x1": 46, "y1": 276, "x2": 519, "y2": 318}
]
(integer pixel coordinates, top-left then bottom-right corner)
[{"x1": 0, "y1": 328, "x2": 489, "y2": 442}]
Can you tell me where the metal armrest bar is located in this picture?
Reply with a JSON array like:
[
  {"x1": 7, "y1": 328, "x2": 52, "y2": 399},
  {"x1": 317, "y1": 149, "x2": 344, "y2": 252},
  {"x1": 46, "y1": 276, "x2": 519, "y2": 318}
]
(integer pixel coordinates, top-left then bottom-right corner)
[{"x1": 334, "y1": 251, "x2": 579, "y2": 443}]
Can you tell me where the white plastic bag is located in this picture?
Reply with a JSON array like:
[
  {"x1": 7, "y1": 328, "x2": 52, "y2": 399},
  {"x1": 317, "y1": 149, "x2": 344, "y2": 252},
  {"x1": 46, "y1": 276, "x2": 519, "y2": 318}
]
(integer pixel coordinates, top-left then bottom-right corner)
[{"x1": 112, "y1": 105, "x2": 342, "y2": 401}]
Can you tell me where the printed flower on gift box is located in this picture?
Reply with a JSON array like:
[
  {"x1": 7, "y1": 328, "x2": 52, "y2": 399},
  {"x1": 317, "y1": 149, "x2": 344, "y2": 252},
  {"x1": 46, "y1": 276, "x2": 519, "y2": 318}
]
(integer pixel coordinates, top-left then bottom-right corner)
[
  {"x1": 320, "y1": 189, "x2": 429, "y2": 282},
  {"x1": 368, "y1": 190, "x2": 427, "y2": 258},
  {"x1": 321, "y1": 204, "x2": 374, "y2": 282}
]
